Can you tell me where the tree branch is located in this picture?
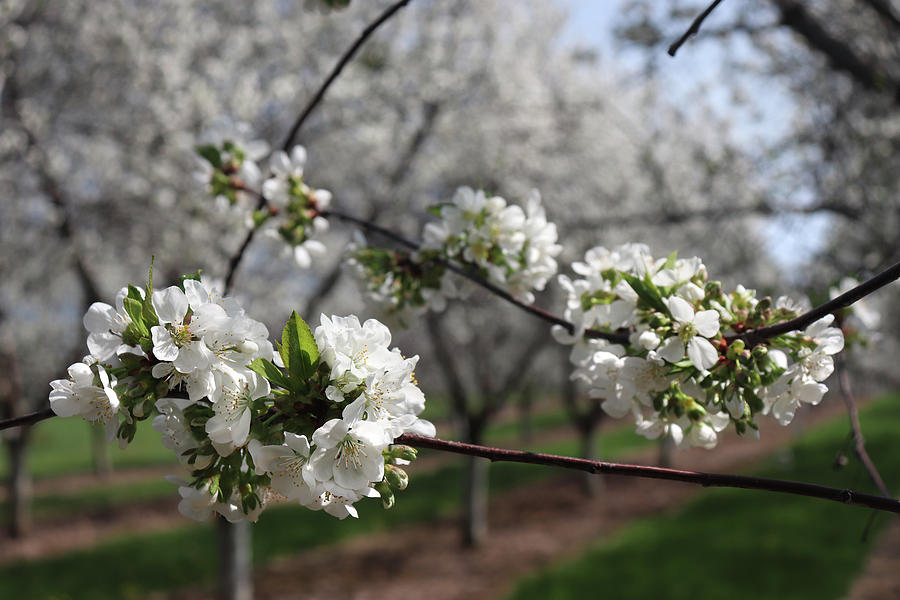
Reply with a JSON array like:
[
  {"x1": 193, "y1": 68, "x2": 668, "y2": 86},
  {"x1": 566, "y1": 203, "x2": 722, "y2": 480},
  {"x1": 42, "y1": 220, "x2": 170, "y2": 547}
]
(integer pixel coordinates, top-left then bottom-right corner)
[
  {"x1": 859, "y1": 0, "x2": 900, "y2": 30},
  {"x1": 668, "y1": 0, "x2": 726, "y2": 56},
  {"x1": 732, "y1": 258, "x2": 900, "y2": 347},
  {"x1": 396, "y1": 433, "x2": 900, "y2": 514},
  {"x1": 774, "y1": 0, "x2": 900, "y2": 106},
  {"x1": 0, "y1": 409, "x2": 55, "y2": 431},
  {"x1": 280, "y1": 0, "x2": 414, "y2": 152},
  {"x1": 566, "y1": 198, "x2": 860, "y2": 232}
]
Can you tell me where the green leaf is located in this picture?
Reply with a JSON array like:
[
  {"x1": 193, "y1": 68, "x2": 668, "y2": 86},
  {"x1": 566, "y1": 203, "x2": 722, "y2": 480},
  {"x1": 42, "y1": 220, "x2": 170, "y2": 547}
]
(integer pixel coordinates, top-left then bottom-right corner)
[
  {"x1": 142, "y1": 259, "x2": 158, "y2": 327},
  {"x1": 178, "y1": 270, "x2": 203, "y2": 289},
  {"x1": 195, "y1": 145, "x2": 222, "y2": 169},
  {"x1": 427, "y1": 204, "x2": 444, "y2": 217},
  {"x1": 248, "y1": 358, "x2": 293, "y2": 391},
  {"x1": 281, "y1": 311, "x2": 319, "y2": 381},
  {"x1": 663, "y1": 250, "x2": 678, "y2": 270},
  {"x1": 620, "y1": 272, "x2": 667, "y2": 313},
  {"x1": 127, "y1": 285, "x2": 144, "y2": 302}
]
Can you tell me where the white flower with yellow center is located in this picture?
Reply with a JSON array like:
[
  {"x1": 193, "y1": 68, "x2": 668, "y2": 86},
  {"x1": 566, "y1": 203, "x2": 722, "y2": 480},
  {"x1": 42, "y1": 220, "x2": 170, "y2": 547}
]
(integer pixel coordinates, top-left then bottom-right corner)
[
  {"x1": 205, "y1": 368, "x2": 270, "y2": 452},
  {"x1": 49, "y1": 362, "x2": 120, "y2": 438},
  {"x1": 150, "y1": 286, "x2": 227, "y2": 373},
  {"x1": 82, "y1": 286, "x2": 141, "y2": 362},
  {"x1": 310, "y1": 418, "x2": 390, "y2": 492},
  {"x1": 342, "y1": 355, "x2": 435, "y2": 438},
  {"x1": 248, "y1": 433, "x2": 318, "y2": 504},
  {"x1": 658, "y1": 296, "x2": 721, "y2": 372},
  {"x1": 315, "y1": 314, "x2": 395, "y2": 390}
]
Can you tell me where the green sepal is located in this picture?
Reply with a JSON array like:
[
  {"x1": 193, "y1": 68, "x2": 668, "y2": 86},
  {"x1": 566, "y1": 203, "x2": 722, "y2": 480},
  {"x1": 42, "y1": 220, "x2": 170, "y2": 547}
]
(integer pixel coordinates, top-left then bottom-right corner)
[{"x1": 123, "y1": 296, "x2": 149, "y2": 337}]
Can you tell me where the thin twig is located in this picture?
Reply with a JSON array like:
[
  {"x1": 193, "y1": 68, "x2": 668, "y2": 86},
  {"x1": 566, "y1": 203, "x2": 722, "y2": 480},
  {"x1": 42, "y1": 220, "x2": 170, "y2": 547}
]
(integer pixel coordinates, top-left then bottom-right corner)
[
  {"x1": 225, "y1": 0, "x2": 415, "y2": 293},
  {"x1": 320, "y1": 208, "x2": 629, "y2": 344},
  {"x1": 836, "y1": 358, "x2": 892, "y2": 498},
  {"x1": 223, "y1": 197, "x2": 266, "y2": 296},
  {"x1": 668, "y1": 0, "x2": 726, "y2": 56},
  {"x1": 280, "y1": 0, "x2": 414, "y2": 152},
  {"x1": 396, "y1": 433, "x2": 900, "y2": 515}
]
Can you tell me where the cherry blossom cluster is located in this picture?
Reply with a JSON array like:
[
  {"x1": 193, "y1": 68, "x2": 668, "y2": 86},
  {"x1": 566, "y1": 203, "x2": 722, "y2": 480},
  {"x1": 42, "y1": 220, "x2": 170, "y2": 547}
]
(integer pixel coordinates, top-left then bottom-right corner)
[
  {"x1": 195, "y1": 120, "x2": 332, "y2": 268},
  {"x1": 349, "y1": 186, "x2": 562, "y2": 316},
  {"x1": 49, "y1": 274, "x2": 433, "y2": 522},
  {"x1": 552, "y1": 243, "x2": 845, "y2": 449}
]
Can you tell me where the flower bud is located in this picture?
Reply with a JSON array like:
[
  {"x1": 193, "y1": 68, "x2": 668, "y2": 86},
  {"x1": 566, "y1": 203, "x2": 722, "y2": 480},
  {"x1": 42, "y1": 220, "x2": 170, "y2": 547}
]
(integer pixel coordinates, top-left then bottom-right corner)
[
  {"x1": 686, "y1": 400, "x2": 707, "y2": 422},
  {"x1": 390, "y1": 445, "x2": 418, "y2": 462},
  {"x1": 751, "y1": 345, "x2": 768, "y2": 360},
  {"x1": 726, "y1": 339, "x2": 745, "y2": 360},
  {"x1": 374, "y1": 481, "x2": 394, "y2": 509},
  {"x1": 648, "y1": 313, "x2": 669, "y2": 329},
  {"x1": 385, "y1": 464, "x2": 409, "y2": 490},
  {"x1": 705, "y1": 281, "x2": 723, "y2": 299},
  {"x1": 637, "y1": 330, "x2": 660, "y2": 351}
]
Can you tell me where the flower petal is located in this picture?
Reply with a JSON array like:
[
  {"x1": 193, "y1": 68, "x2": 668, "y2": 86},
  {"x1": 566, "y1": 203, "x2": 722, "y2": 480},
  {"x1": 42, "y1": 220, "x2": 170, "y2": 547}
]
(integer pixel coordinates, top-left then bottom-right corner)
[
  {"x1": 665, "y1": 296, "x2": 694, "y2": 323},
  {"x1": 693, "y1": 310, "x2": 720, "y2": 338},
  {"x1": 687, "y1": 337, "x2": 719, "y2": 371}
]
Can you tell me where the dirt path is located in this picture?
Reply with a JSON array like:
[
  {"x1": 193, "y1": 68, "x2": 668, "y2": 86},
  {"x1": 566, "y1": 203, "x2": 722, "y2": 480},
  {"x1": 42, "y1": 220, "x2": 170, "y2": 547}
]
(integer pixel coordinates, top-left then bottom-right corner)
[
  {"x1": 167, "y1": 401, "x2": 849, "y2": 600},
  {"x1": 844, "y1": 517, "x2": 900, "y2": 600},
  {"x1": 0, "y1": 404, "x2": 612, "y2": 565}
]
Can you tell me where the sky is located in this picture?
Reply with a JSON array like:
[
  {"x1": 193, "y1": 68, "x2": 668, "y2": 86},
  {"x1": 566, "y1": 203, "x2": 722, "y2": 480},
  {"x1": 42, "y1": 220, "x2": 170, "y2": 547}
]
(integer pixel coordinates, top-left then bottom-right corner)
[{"x1": 555, "y1": 0, "x2": 830, "y2": 276}]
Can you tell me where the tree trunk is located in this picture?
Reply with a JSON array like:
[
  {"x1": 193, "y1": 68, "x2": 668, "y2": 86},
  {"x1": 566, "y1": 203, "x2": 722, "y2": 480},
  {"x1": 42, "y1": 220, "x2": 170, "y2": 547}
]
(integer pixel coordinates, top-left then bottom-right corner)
[
  {"x1": 6, "y1": 430, "x2": 31, "y2": 537},
  {"x1": 579, "y1": 421, "x2": 604, "y2": 497},
  {"x1": 90, "y1": 423, "x2": 112, "y2": 478},
  {"x1": 217, "y1": 518, "x2": 253, "y2": 600},
  {"x1": 518, "y1": 384, "x2": 534, "y2": 442},
  {"x1": 462, "y1": 424, "x2": 489, "y2": 548},
  {"x1": 0, "y1": 326, "x2": 31, "y2": 538},
  {"x1": 658, "y1": 430, "x2": 676, "y2": 468}
]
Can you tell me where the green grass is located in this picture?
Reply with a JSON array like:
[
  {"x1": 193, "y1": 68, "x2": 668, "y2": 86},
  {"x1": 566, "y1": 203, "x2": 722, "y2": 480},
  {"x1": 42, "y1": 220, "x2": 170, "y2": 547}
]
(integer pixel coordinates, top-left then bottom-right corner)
[
  {"x1": 2, "y1": 402, "x2": 616, "y2": 525},
  {"x1": 1, "y1": 395, "x2": 559, "y2": 480},
  {"x1": 0, "y1": 479, "x2": 177, "y2": 522},
  {"x1": 506, "y1": 394, "x2": 900, "y2": 600},
  {"x1": 0, "y1": 418, "x2": 652, "y2": 600},
  {"x1": 0, "y1": 417, "x2": 177, "y2": 480}
]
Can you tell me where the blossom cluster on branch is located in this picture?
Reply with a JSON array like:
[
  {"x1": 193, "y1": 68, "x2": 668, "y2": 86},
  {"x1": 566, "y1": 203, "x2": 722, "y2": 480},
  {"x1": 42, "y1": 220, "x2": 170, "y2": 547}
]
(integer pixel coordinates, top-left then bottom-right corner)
[
  {"x1": 195, "y1": 121, "x2": 332, "y2": 268},
  {"x1": 49, "y1": 273, "x2": 433, "y2": 521},
  {"x1": 349, "y1": 186, "x2": 562, "y2": 315},
  {"x1": 552, "y1": 243, "x2": 845, "y2": 448}
]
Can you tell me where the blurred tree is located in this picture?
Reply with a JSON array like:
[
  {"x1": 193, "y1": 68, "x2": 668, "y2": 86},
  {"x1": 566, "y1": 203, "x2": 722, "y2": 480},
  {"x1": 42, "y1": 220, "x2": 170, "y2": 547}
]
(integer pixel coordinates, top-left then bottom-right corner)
[{"x1": 616, "y1": 0, "x2": 900, "y2": 349}]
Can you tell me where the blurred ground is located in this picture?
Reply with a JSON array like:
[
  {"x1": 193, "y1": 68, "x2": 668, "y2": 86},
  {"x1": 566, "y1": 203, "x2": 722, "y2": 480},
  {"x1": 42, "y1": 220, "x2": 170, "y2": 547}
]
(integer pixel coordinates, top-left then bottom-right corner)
[
  {"x1": 847, "y1": 519, "x2": 900, "y2": 600},
  {"x1": 166, "y1": 399, "x2": 848, "y2": 600}
]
